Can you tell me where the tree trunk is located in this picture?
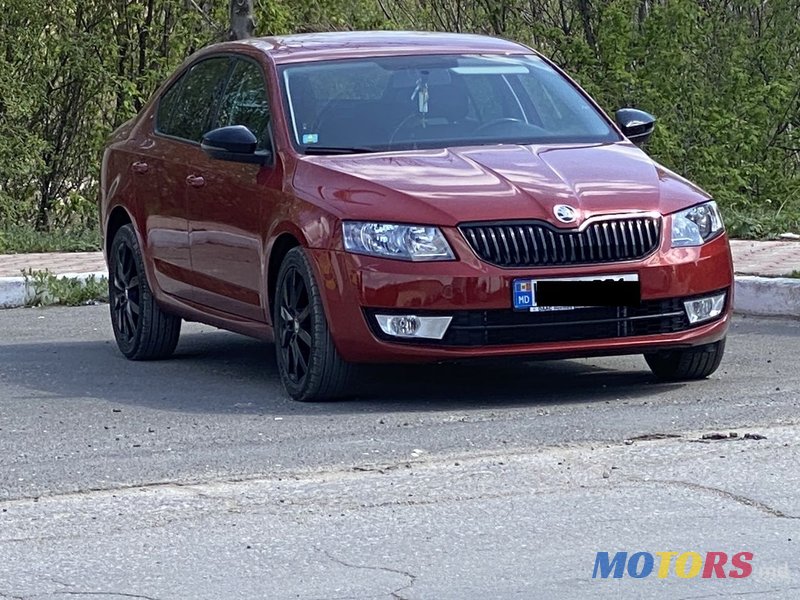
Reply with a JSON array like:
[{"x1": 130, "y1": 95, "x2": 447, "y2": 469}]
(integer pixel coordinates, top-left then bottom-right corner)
[{"x1": 229, "y1": 0, "x2": 255, "y2": 40}]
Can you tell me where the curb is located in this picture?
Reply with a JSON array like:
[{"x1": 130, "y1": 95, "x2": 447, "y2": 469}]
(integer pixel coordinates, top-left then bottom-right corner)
[
  {"x1": 0, "y1": 271, "x2": 108, "y2": 308},
  {"x1": 733, "y1": 275, "x2": 800, "y2": 318},
  {"x1": 0, "y1": 271, "x2": 798, "y2": 317}
]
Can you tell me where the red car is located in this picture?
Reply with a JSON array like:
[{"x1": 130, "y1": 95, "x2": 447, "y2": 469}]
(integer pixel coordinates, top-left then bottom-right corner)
[{"x1": 100, "y1": 31, "x2": 733, "y2": 401}]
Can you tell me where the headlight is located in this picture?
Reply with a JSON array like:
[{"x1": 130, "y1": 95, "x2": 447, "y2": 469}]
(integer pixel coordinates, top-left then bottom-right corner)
[
  {"x1": 671, "y1": 201, "x2": 724, "y2": 247},
  {"x1": 342, "y1": 222, "x2": 455, "y2": 261}
]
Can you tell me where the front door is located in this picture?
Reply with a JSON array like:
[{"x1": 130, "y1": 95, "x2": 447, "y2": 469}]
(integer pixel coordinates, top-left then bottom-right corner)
[{"x1": 186, "y1": 57, "x2": 280, "y2": 322}]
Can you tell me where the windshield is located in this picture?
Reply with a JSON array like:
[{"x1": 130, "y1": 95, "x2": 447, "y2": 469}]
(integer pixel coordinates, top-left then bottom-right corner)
[{"x1": 280, "y1": 54, "x2": 620, "y2": 154}]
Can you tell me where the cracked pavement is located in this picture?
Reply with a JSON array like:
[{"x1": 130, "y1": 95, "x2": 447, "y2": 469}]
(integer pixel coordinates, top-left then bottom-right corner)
[{"x1": 1, "y1": 306, "x2": 799, "y2": 598}]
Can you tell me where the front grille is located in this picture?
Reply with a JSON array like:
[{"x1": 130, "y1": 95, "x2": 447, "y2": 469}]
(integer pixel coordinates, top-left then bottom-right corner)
[
  {"x1": 460, "y1": 216, "x2": 661, "y2": 267},
  {"x1": 365, "y1": 291, "x2": 727, "y2": 348}
]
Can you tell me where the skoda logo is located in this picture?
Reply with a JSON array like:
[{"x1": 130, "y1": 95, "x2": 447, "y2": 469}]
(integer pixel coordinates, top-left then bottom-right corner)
[{"x1": 554, "y1": 204, "x2": 578, "y2": 224}]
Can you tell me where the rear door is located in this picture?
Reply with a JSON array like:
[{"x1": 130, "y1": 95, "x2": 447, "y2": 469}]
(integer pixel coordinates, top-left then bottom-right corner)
[
  {"x1": 186, "y1": 56, "x2": 279, "y2": 321},
  {"x1": 141, "y1": 56, "x2": 232, "y2": 300}
]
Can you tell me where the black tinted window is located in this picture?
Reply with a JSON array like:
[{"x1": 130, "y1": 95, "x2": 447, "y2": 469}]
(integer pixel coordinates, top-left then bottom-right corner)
[
  {"x1": 281, "y1": 55, "x2": 619, "y2": 151},
  {"x1": 216, "y1": 59, "x2": 271, "y2": 149},
  {"x1": 159, "y1": 57, "x2": 231, "y2": 142},
  {"x1": 156, "y1": 79, "x2": 184, "y2": 134}
]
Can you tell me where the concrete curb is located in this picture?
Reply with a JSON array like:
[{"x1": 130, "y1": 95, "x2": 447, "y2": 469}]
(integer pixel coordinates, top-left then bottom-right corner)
[
  {"x1": 0, "y1": 271, "x2": 797, "y2": 317},
  {"x1": 733, "y1": 275, "x2": 800, "y2": 318},
  {"x1": 0, "y1": 271, "x2": 108, "y2": 308}
]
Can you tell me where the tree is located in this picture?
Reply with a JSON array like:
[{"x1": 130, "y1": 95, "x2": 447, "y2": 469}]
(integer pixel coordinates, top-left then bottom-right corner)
[{"x1": 230, "y1": 0, "x2": 256, "y2": 40}]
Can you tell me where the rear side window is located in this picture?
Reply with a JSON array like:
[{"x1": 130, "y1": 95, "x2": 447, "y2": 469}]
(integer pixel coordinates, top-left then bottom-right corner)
[
  {"x1": 216, "y1": 59, "x2": 271, "y2": 150},
  {"x1": 157, "y1": 57, "x2": 231, "y2": 142}
]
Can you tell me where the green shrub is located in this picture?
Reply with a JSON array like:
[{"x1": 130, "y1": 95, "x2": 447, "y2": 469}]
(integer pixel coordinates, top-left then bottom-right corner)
[{"x1": 22, "y1": 269, "x2": 108, "y2": 307}]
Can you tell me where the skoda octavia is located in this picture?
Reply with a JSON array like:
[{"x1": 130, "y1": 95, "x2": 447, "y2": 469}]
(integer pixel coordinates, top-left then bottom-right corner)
[{"x1": 100, "y1": 31, "x2": 733, "y2": 401}]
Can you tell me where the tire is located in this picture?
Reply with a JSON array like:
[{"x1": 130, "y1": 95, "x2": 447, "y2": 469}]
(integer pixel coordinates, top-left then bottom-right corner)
[
  {"x1": 644, "y1": 338, "x2": 726, "y2": 381},
  {"x1": 273, "y1": 247, "x2": 353, "y2": 401},
  {"x1": 108, "y1": 224, "x2": 181, "y2": 360}
]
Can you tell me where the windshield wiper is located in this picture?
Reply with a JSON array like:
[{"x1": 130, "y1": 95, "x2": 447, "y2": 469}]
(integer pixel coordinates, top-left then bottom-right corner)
[{"x1": 302, "y1": 146, "x2": 379, "y2": 155}]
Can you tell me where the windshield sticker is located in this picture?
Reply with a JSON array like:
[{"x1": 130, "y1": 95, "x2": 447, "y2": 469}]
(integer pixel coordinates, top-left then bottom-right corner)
[{"x1": 302, "y1": 133, "x2": 319, "y2": 144}]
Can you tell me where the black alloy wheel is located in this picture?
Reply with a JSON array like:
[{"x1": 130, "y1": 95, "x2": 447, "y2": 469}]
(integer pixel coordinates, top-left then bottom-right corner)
[
  {"x1": 277, "y1": 267, "x2": 313, "y2": 385},
  {"x1": 108, "y1": 224, "x2": 181, "y2": 360},
  {"x1": 274, "y1": 247, "x2": 352, "y2": 401},
  {"x1": 111, "y1": 238, "x2": 140, "y2": 344}
]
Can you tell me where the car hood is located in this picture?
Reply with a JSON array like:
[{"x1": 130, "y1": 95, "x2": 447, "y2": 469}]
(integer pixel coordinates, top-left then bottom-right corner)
[{"x1": 294, "y1": 142, "x2": 710, "y2": 227}]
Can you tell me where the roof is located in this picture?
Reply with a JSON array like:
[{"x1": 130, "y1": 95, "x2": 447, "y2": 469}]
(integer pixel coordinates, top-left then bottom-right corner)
[{"x1": 233, "y1": 31, "x2": 532, "y2": 64}]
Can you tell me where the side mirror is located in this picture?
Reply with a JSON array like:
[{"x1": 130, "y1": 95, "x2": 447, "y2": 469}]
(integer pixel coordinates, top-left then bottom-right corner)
[
  {"x1": 615, "y1": 108, "x2": 656, "y2": 146},
  {"x1": 201, "y1": 125, "x2": 271, "y2": 165}
]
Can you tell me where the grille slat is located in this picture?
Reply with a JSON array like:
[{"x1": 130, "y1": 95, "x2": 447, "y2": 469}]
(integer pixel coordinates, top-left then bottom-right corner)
[
  {"x1": 538, "y1": 228, "x2": 549, "y2": 263},
  {"x1": 487, "y1": 228, "x2": 502, "y2": 262},
  {"x1": 527, "y1": 226, "x2": 539, "y2": 263},
  {"x1": 634, "y1": 219, "x2": 644, "y2": 253},
  {"x1": 516, "y1": 226, "x2": 530, "y2": 264},
  {"x1": 496, "y1": 227, "x2": 512, "y2": 264},
  {"x1": 460, "y1": 216, "x2": 660, "y2": 267}
]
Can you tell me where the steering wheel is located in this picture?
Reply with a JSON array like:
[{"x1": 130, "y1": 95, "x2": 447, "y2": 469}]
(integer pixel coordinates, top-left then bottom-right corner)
[{"x1": 472, "y1": 117, "x2": 525, "y2": 136}]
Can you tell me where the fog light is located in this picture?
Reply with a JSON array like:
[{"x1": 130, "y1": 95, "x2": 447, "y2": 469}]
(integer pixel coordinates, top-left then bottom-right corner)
[
  {"x1": 684, "y1": 293, "x2": 726, "y2": 324},
  {"x1": 375, "y1": 314, "x2": 452, "y2": 340}
]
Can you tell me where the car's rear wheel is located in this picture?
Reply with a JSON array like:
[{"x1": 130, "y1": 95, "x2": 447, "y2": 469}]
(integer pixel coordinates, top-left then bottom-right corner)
[
  {"x1": 644, "y1": 338, "x2": 726, "y2": 380},
  {"x1": 274, "y1": 247, "x2": 352, "y2": 401},
  {"x1": 109, "y1": 224, "x2": 181, "y2": 360}
]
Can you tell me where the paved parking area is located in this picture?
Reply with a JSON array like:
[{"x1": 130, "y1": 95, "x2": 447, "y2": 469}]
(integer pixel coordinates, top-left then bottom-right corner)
[{"x1": 0, "y1": 306, "x2": 798, "y2": 598}]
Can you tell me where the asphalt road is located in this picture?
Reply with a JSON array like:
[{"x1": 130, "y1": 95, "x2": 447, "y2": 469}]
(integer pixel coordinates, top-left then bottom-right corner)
[{"x1": 1, "y1": 305, "x2": 799, "y2": 599}]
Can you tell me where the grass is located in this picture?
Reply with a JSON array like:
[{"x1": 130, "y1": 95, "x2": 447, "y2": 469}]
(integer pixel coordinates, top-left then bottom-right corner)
[
  {"x1": 22, "y1": 269, "x2": 108, "y2": 307},
  {"x1": 790, "y1": 270, "x2": 800, "y2": 279},
  {"x1": 0, "y1": 224, "x2": 101, "y2": 254}
]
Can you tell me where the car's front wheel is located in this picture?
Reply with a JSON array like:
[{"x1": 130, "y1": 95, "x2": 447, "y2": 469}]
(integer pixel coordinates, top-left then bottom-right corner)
[
  {"x1": 644, "y1": 338, "x2": 726, "y2": 380},
  {"x1": 274, "y1": 247, "x2": 353, "y2": 401},
  {"x1": 108, "y1": 224, "x2": 181, "y2": 360}
]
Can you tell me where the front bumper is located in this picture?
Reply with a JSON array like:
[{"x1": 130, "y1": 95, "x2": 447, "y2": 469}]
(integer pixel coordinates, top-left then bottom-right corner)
[{"x1": 307, "y1": 232, "x2": 734, "y2": 363}]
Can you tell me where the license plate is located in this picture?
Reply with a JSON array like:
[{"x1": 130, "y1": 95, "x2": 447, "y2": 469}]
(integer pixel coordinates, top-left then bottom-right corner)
[{"x1": 512, "y1": 274, "x2": 640, "y2": 312}]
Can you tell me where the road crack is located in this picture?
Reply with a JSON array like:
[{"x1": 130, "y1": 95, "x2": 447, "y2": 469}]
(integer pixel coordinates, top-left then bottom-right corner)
[
  {"x1": 55, "y1": 592, "x2": 160, "y2": 600},
  {"x1": 626, "y1": 477, "x2": 799, "y2": 519},
  {"x1": 321, "y1": 549, "x2": 417, "y2": 599}
]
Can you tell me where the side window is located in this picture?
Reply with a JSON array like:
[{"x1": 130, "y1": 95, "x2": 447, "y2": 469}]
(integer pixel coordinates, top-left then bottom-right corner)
[
  {"x1": 156, "y1": 79, "x2": 184, "y2": 135},
  {"x1": 216, "y1": 59, "x2": 271, "y2": 150},
  {"x1": 158, "y1": 57, "x2": 231, "y2": 142}
]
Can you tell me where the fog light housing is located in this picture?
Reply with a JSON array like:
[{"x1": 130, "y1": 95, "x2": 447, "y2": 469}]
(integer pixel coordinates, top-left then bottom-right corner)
[
  {"x1": 375, "y1": 314, "x2": 452, "y2": 339},
  {"x1": 684, "y1": 293, "x2": 726, "y2": 324}
]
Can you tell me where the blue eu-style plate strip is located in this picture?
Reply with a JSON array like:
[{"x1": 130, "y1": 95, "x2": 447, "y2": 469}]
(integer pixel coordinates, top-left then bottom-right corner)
[{"x1": 513, "y1": 279, "x2": 534, "y2": 310}]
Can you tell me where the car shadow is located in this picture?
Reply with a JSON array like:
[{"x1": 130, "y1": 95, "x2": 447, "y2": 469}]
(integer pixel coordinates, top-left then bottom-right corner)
[{"x1": 0, "y1": 329, "x2": 687, "y2": 416}]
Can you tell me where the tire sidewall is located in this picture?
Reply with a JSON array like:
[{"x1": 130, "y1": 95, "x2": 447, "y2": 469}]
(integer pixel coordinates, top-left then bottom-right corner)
[
  {"x1": 274, "y1": 248, "x2": 326, "y2": 400},
  {"x1": 109, "y1": 225, "x2": 147, "y2": 357}
]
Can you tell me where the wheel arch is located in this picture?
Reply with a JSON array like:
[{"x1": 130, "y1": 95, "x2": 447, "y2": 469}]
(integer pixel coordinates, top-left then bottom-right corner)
[
  {"x1": 267, "y1": 232, "x2": 303, "y2": 320},
  {"x1": 105, "y1": 206, "x2": 135, "y2": 260},
  {"x1": 105, "y1": 206, "x2": 161, "y2": 303}
]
